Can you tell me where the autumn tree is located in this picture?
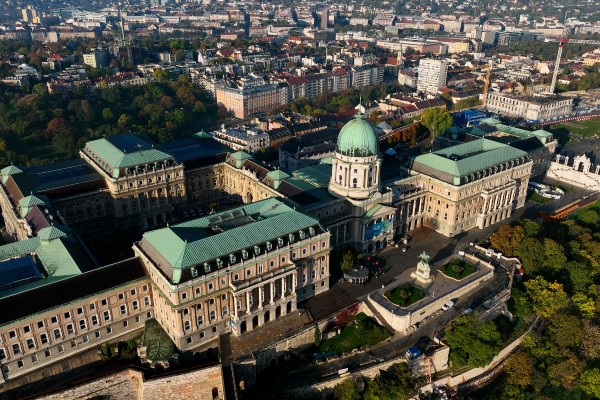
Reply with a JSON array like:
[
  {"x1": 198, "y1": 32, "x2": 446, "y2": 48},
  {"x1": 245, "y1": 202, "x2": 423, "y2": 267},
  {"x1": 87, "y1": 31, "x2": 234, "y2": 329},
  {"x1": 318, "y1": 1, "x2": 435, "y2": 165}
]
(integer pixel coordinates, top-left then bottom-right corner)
[
  {"x1": 504, "y1": 350, "x2": 534, "y2": 388},
  {"x1": 420, "y1": 107, "x2": 453, "y2": 137},
  {"x1": 490, "y1": 225, "x2": 525, "y2": 257},
  {"x1": 524, "y1": 277, "x2": 570, "y2": 318}
]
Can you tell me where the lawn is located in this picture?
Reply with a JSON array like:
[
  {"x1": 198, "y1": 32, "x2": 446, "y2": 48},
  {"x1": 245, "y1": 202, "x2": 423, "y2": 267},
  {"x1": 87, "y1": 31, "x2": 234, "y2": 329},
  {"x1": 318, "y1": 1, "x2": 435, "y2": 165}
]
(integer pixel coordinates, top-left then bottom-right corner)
[
  {"x1": 319, "y1": 312, "x2": 391, "y2": 354},
  {"x1": 550, "y1": 119, "x2": 600, "y2": 138},
  {"x1": 440, "y1": 259, "x2": 477, "y2": 280},
  {"x1": 573, "y1": 200, "x2": 600, "y2": 229},
  {"x1": 385, "y1": 283, "x2": 426, "y2": 307},
  {"x1": 528, "y1": 191, "x2": 551, "y2": 204},
  {"x1": 142, "y1": 318, "x2": 176, "y2": 361}
]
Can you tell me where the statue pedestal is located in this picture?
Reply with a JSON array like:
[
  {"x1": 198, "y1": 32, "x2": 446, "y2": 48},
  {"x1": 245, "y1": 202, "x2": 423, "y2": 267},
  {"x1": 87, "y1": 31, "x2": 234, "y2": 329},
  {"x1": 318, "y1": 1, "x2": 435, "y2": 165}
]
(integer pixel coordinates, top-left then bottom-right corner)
[{"x1": 411, "y1": 260, "x2": 433, "y2": 284}]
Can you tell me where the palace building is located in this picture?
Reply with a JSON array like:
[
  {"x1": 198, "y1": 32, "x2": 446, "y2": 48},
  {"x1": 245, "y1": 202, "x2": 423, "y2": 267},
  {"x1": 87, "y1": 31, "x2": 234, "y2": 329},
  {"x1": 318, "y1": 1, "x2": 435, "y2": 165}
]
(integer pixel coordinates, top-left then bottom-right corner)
[{"x1": 0, "y1": 110, "x2": 533, "y2": 386}]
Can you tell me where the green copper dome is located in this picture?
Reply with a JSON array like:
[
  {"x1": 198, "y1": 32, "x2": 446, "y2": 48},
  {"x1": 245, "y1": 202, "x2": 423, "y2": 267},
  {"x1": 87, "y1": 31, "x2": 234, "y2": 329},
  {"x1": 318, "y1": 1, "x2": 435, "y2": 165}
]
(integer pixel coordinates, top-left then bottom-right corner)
[{"x1": 336, "y1": 113, "x2": 379, "y2": 157}]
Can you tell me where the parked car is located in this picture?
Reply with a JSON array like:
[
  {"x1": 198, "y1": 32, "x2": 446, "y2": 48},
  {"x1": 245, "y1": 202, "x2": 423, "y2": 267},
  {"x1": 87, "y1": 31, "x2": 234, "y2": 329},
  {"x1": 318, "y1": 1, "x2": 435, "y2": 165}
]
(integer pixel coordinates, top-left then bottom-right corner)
[{"x1": 441, "y1": 300, "x2": 455, "y2": 311}]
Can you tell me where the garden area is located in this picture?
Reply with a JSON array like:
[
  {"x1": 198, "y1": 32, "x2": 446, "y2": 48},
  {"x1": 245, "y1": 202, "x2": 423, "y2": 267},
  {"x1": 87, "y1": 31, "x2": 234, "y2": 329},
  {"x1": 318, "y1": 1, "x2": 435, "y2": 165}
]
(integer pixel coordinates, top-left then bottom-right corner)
[
  {"x1": 384, "y1": 283, "x2": 426, "y2": 307},
  {"x1": 440, "y1": 259, "x2": 477, "y2": 280},
  {"x1": 319, "y1": 312, "x2": 391, "y2": 354},
  {"x1": 142, "y1": 318, "x2": 176, "y2": 361}
]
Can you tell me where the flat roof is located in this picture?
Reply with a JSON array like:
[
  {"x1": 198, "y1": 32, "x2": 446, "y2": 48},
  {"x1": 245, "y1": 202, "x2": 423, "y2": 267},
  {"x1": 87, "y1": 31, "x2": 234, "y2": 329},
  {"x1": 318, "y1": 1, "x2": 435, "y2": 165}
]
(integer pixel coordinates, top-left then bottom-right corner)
[{"x1": 0, "y1": 258, "x2": 146, "y2": 327}]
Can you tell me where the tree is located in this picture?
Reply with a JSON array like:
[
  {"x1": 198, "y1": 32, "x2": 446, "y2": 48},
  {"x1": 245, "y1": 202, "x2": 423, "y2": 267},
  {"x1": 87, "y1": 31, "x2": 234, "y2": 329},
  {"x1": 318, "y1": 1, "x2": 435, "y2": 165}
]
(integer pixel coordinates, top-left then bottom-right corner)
[
  {"x1": 580, "y1": 321, "x2": 600, "y2": 360},
  {"x1": 571, "y1": 292, "x2": 596, "y2": 319},
  {"x1": 541, "y1": 238, "x2": 567, "y2": 272},
  {"x1": 364, "y1": 363, "x2": 415, "y2": 400},
  {"x1": 579, "y1": 368, "x2": 600, "y2": 399},
  {"x1": 153, "y1": 68, "x2": 169, "y2": 82},
  {"x1": 490, "y1": 225, "x2": 525, "y2": 257},
  {"x1": 420, "y1": 107, "x2": 453, "y2": 137},
  {"x1": 515, "y1": 238, "x2": 544, "y2": 275},
  {"x1": 524, "y1": 277, "x2": 570, "y2": 318},
  {"x1": 334, "y1": 378, "x2": 360, "y2": 400},
  {"x1": 504, "y1": 350, "x2": 534, "y2": 387},
  {"x1": 548, "y1": 313, "x2": 584, "y2": 348},
  {"x1": 340, "y1": 251, "x2": 355, "y2": 271},
  {"x1": 445, "y1": 315, "x2": 502, "y2": 367},
  {"x1": 45, "y1": 117, "x2": 73, "y2": 139}
]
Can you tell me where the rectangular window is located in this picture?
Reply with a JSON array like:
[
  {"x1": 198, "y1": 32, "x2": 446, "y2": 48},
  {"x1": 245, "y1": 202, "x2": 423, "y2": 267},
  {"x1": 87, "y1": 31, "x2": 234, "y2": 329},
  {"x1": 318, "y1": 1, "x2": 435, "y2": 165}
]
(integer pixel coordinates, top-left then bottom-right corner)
[
  {"x1": 120, "y1": 305, "x2": 127, "y2": 315},
  {"x1": 17, "y1": 360, "x2": 24, "y2": 368},
  {"x1": 118, "y1": 293, "x2": 124, "y2": 300},
  {"x1": 207, "y1": 283, "x2": 213, "y2": 291},
  {"x1": 132, "y1": 300, "x2": 139, "y2": 311},
  {"x1": 23, "y1": 326, "x2": 30, "y2": 333},
  {"x1": 58, "y1": 344, "x2": 64, "y2": 353},
  {"x1": 79, "y1": 320, "x2": 87, "y2": 330},
  {"x1": 184, "y1": 321, "x2": 191, "y2": 330},
  {"x1": 51, "y1": 316, "x2": 58, "y2": 324},
  {"x1": 144, "y1": 297, "x2": 151, "y2": 307},
  {"x1": 103, "y1": 311, "x2": 111, "y2": 321},
  {"x1": 37, "y1": 321, "x2": 44, "y2": 329},
  {"x1": 31, "y1": 354, "x2": 38, "y2": 363},
  {"x1": 123, "y1": 321, "x2": 128, "y2": 328},
  {"x1": 143, "y1": 285, "x2": 148, "y2": 292},
  {"x1": 89, "y1": 303, "x2": 95, "y2": 310},
  {"x1": 101, "y1": 299, "x2": 108, "y2": 306},
  {"x1": 107, "y1": 326, "x2": 112, "y2": 334},
  {"x1": 311, "y1": 270, "x2": 316, "y2": 280},
  {"x1": 12, "y1": 343, "x2": 21, "y2": 355},
  {"x1": 95, "y1": 331, "x2": 101, "y2": 339},
  {"x1": 77, "y1": 307, "x2": 83, "y2": 315},
  {"x1": 222, "y1": 306, "x2": 228, "y2": 316},
  {"x1": 197, "y1": 316, "x2": 204, "y2": 325},
  {"x1": 53, "y1": 328, "x2": 61, "y2": 340},
  {"x1": 9, "y1": 330, "x2": 16, "y2": 339},
  {"x1": 0, "y1": 349, "x2": 5, "y2": 360},
  {"x1": 210, "y1": 311, "x2": 216, "y2": 321},
  {"x1": 67, "y1": 324, "x2": 75, "y2": 335},
  {"x1": 91, "y1": 315, "x2": 99, "y2": 326},
  {"x1": 45, "y1": 349, "x2": 51, "y2": 358},
  {"x1": 26, "y1": 338, "x2": 35, "y2": 350},
  {"x1": 195, "y1": 287, "x2": 201, "y2": 295},
  {"x1": 130, "y1": 289, "x2": 136, "y2": 296},
  {"x1": 181, "y1": 293, "x2": 187, "y2": 300},
  {"x1": 82, "y1": 335, "x2": 89, "y2": 343}
]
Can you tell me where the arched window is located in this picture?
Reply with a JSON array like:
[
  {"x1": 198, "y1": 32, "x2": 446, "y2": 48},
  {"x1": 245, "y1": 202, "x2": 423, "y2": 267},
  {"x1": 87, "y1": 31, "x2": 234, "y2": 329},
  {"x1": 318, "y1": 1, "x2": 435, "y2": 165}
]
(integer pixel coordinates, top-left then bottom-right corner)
[
  {"x1": 352, "y1": 178, "x2": 357, "y2": 188},
  {"x1": 339, "y1": 175, "x2": 343, "y2": 183}
]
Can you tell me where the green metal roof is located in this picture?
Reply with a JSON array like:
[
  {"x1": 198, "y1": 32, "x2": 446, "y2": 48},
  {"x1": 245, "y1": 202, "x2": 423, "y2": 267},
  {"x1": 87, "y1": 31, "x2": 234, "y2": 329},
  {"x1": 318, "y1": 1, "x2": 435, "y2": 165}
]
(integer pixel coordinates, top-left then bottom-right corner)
[
  {"x1": 38, "y1": 225, "x2": 69, "y2": 242},
  {"x1": 1, "y1": 164, "x2": 23, "y2": 184},
  {"x1": 18, "y1": 194, "x2": 49, "y2": 217},
  {"x1": 291, "y1": 163, "x2": 332, "y2": 188},
  {"x1": 229, "y1": 151, "x2": 253, "y2": 168},
  {"x1": 83, "y1": 134, "x2": 173, "y2": 178},
  {"x1": 141, "y1": 198, "x2": 321, "y2": 282},
  {"x1": 0, "y1": 228, "x2": 85, "y2": 298},
  {"x1": 266, "y1": 170, "x2": 290, "y2": 189},
  {"x1": 413, "y1": 139, "x2": 528, "y2": 185},
  {"x1": 472, "y1": 118, "x2": 554, "y2": 144},
  {"x1": 336, "y1": 113, "x2": 379, "y2": 157}
]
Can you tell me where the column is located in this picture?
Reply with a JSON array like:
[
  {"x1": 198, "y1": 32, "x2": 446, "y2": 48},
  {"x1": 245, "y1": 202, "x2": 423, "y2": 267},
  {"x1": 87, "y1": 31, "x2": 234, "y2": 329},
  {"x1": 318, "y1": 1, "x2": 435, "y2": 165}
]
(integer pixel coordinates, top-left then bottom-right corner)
[
  {"x1": 246, "y1": 291, "x2": 251, "y2": 314},
  {"x1": 292, "y1": 273, "x2": 296, "y2": 294},
  {"x1": 234, "y1": 295, "x2": 239, "y2": 319},
  {"x1": 281, "y1": 277, "x2": 286, "y2": 300},
  {"x1": 270, "y1": 282, "x2": 275, "y2": 305},
  {"x1": 258, "y1": 286, "x2": 264, "y2": 309}
]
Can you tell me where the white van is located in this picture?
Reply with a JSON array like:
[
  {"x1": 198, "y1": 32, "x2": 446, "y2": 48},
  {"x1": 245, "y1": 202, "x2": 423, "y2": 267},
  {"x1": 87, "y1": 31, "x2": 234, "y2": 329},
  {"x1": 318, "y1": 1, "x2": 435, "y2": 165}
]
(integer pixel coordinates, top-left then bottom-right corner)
[{"x1": 441, "y1": 300, "x2": 455, "y2": 311}]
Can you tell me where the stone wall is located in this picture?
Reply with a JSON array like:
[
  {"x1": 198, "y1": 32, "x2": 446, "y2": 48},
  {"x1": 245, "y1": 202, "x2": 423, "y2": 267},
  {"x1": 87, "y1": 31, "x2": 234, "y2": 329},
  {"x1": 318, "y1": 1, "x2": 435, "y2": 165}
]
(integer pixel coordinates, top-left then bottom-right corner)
[{"x1": 33, "y1": 363, "x2": 223, "y2": 400}]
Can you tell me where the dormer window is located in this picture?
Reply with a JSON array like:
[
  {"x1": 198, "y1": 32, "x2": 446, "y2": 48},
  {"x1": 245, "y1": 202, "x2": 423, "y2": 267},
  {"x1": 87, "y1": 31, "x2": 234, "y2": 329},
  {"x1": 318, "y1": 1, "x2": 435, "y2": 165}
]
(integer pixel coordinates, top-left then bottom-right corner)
[
  {"x1": 216, "y1": 258, "x2": 224, "y2": 268},
  {"x1": 204, "y1": 262, "x2": 211, "y2": 273},
  {"x1": 229, "y1": 254, "x2": 237, "y2": 264},
  {"x1": 266, "y1": 241, "x2": 273, "y2": 251},
  {"x1": 309, "y1": 227, "x2": 315, "y2": 236},
  {"x1": 191, "y1": 266, "x2": 198, "y2": 278},
  {"x1": 254, "y1": 245, "x2": 261, "y2": 256},
  {"x1": 288, "y1": 234, "x2": 295, "y2": 243},
  {"x1": 242, "y1": 249, "x2": 249, "y2": 260}
]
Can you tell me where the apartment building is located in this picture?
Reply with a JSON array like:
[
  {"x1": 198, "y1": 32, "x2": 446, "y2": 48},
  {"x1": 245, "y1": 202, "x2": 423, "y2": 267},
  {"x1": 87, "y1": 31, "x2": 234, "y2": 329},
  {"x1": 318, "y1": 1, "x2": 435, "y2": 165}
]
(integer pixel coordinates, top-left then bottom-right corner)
[
  {"x1": 417, "y1": 59, "x2": 449, "y2": 94},
  {"x1": 210, "y1": 125, "x2": 270, "y2": 152},
  {"x1": 216, "y1": 84, "x2": 285, "y2": 119}
]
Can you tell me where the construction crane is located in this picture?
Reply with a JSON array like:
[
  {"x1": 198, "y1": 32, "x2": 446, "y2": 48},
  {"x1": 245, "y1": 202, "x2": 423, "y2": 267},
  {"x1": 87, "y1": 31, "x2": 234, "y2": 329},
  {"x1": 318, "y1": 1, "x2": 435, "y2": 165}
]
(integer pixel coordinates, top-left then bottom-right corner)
[{"x1": 549, "y1": 37, "x2": 600, "y2": 94}]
